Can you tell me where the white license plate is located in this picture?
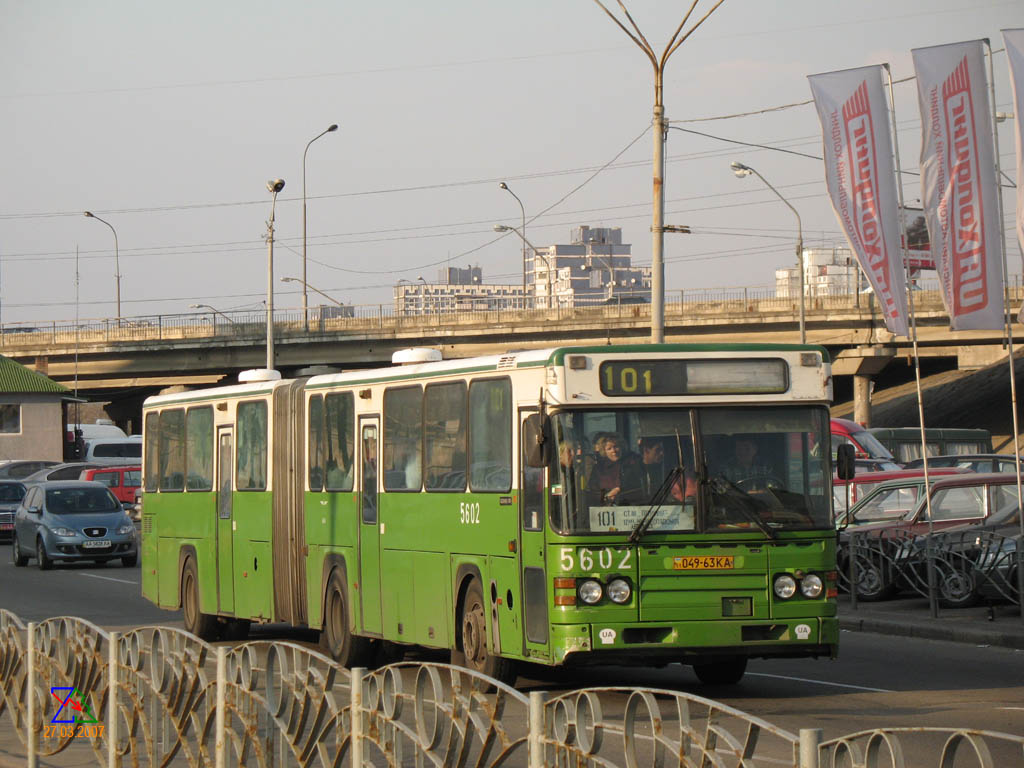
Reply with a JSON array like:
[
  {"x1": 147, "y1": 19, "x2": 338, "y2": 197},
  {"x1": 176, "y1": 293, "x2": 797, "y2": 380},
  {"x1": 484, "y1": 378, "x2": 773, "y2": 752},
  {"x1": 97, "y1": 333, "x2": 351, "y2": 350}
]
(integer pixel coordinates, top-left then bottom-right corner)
[{"x1": 82, "y1": 540, "x2": 111, "y2": 549}]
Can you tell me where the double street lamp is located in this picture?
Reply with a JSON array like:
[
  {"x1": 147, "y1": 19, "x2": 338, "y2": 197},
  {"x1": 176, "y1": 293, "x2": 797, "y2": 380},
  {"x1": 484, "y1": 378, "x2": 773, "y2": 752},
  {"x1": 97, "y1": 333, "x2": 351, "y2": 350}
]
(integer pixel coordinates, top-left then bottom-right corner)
[
  {"x1": 83, "y1": 211, "x2": 121, "y2": 323},
  {"x1": 493, "y1": 224, "x2": 553, "y2": 308},
  {"x1": 302, "y1": 124, "x2": 338, "y2": 330},
  {"x1": 189, "y1": 303, "x2": 235, "y2": 324},
  {"x1": 730, "y1": 161, "x2": 806, "y2": 344}
]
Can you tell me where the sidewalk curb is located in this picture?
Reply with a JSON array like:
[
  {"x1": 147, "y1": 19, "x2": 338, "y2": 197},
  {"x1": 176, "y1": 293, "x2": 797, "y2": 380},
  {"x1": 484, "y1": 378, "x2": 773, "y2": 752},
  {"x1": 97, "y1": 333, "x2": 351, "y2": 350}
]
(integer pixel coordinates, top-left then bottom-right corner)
[{"x1": 838, "y1": 614, "x2": 1024, "y2": 650}]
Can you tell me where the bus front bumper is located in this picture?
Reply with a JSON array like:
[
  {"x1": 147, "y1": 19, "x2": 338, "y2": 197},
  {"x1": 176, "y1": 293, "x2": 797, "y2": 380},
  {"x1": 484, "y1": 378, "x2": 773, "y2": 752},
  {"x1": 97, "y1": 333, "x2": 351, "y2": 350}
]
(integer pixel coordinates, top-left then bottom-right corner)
[{"x1": 549, "y1": 616, "x2": 839, "y2": 665}]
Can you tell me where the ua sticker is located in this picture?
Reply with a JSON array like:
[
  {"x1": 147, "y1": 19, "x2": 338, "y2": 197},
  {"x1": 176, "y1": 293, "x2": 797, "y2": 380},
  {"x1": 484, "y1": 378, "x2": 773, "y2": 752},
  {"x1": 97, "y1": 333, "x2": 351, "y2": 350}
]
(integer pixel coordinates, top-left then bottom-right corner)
[
  {"x1": 795, "y1": 624, "x2": 812, "y2": 640},
  {"x1": 598, "y1": 628, "x2": 617, "y2": 645}
]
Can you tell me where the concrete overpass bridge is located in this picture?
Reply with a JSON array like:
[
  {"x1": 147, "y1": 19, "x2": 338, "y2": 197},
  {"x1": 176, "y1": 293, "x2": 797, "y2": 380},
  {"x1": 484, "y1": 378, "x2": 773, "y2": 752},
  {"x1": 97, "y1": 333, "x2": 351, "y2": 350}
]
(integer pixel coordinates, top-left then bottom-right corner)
[{"x1": 3, "y1": 286, "x2": 1020, "y2": 431}]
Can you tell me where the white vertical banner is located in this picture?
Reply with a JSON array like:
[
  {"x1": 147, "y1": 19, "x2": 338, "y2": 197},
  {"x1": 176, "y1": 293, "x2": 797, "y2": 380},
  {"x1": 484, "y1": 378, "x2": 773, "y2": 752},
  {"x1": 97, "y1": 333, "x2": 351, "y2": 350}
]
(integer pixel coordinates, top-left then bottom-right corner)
[
  {"x1": 913, "y1": 40, "x2": 1004, "y2": 330},
  {"x1": 808, "y1": 65, "x2": 909, "y2": 337},
  {"x1": 1003, "y1": 29, "x2": 1024, "y2": 320}
]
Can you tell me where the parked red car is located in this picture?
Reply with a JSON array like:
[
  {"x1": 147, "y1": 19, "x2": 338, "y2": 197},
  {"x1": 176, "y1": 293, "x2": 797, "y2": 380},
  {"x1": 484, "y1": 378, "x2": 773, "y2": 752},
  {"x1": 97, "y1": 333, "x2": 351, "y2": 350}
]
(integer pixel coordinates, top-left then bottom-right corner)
[
  {"x1": 833, "y1": 467, "x2": 968, "y2": 516},
  {"x1": 79, "y1": 466, "x2": 141, "y2": 507},
  {"x1": 831, "y1": 418, "x2": 896, "y2": 461}
]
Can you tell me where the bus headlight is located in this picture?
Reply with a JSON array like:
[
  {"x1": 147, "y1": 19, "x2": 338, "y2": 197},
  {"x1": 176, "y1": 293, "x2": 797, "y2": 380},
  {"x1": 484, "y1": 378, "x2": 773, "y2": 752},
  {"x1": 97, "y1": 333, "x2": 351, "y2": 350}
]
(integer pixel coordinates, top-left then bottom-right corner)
[
  {"x1": 800, "y1": 573, "x2": 824, "y2": 598},
  {"x1": 773, "y1": 574, "x2": 797, "y2": 599},
  {"x1": 607, "y1": 578, "x2": 631, "y2": 604},
  {"x1": 578, "y1": 579, "x2": 603, "y2": 605}
]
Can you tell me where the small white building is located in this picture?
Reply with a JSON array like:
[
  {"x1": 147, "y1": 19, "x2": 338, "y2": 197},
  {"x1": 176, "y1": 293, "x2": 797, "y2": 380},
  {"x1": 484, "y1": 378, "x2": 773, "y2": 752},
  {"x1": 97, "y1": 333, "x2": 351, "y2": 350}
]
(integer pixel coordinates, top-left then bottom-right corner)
[{"x1": 776, "y1": 247, "x2": 863, "y2": 298}]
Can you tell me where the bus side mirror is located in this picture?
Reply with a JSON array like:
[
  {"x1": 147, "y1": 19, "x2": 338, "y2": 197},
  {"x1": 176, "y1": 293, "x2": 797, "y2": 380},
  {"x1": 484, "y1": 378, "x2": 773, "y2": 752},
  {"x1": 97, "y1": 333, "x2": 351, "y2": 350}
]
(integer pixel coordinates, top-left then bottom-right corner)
[
  {"x1": 523, "y1": 414, "x2": 551, "y2": 468},
  {"x1": 836, "y1": 443, "x2": 856, "y2": 480}
]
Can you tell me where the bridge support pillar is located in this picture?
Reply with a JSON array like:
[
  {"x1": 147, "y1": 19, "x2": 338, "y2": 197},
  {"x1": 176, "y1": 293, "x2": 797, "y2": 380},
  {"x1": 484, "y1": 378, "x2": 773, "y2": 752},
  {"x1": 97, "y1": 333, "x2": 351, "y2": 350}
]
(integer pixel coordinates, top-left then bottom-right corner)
[{"x1": 853, "y1": 374, "x2": 872, "y2": 428}]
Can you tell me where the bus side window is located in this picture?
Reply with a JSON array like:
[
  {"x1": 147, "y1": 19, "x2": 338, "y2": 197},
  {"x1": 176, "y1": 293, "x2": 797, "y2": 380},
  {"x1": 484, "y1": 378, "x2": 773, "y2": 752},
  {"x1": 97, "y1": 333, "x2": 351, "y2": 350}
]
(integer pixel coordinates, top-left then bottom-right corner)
[{"x1": 521, "y1": 422, "x2": 544, "y2": 530}]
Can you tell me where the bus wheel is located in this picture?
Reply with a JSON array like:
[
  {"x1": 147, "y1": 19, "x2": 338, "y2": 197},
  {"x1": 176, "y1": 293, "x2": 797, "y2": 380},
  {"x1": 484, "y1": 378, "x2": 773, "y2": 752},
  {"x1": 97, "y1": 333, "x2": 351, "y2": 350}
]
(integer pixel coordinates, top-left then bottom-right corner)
[
  {"x1": 321, "y1": 570, "x2": 372, "y2": 667},
  {"x1": 181, "y1": 558, "x2": 219, "y2": 641},
  {"x1": 693, "y1": 657, "x2": 747, "y2": 685},
  {"x1": 454, "y1": 578, "x2": 516, "y2": 685}
]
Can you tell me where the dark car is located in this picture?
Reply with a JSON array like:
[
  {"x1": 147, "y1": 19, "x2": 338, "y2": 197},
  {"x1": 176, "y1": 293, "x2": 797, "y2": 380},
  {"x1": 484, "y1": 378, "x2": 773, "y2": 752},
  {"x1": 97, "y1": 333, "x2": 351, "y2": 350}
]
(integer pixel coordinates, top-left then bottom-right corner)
[
  {"x1": 903, "y1": 454, "x2": 1022, "y2": 474},
  {"x1": 0, "y1": 480, "x2": 27, "y2": 541},
  {"x1": 833, "y1": 468, "x2": 968, "y2": 519},
  {"x1": 11, "y1": 481, "x2": 138, "y2": 569},
  {"x1": 844, "y1": 474, "x2": 1023, "y2": 604},
  {"x1": 0, "y1": 460, "x2": 60, "y2": 479},
  {"x1": 22, "y1": 462, "x2": 105, "y2": 483}
]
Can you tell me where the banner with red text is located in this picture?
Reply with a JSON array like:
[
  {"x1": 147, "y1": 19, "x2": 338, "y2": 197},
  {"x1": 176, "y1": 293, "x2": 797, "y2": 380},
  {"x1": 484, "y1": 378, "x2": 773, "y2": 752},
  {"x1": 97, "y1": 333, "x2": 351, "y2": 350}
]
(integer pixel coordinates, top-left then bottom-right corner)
[
  {"x1": 1003, "y1": 29, "x2": 1024, "y2": 321},
  {"x1": 913, "y1": 40, "x2": 1004, "y2": 330},
  {"x1": 808, "y1": 65, "x2": 908, "y2": 336}
]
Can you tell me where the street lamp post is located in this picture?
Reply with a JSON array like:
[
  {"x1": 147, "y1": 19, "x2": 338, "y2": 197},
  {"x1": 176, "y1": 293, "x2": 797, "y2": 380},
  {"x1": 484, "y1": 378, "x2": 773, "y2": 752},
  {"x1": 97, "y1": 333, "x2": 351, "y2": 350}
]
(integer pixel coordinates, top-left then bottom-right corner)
[
  {"x1": 730, "y1": 161, "x2": 805, "y2": 344},
  {"x1": 302, "y1": 124, "x2": 338, "y2": 331},
  {"x1": 266, "y1": 179, "x2": 285, "y2": 370},
  {"x1": 189, "y1": 303, "x2": 236, "y2": 324},
  {"x1": 498, "y1": 182, "x2": 527, "y2": 303},
  {"x1": 591, "y1": 0, "x2": 725, "y2": 342},
  {"x1": 83, "y1": 211, "x2": 121, "y2": 323},
  {"x1": 281, "y1": 276, "x2": 344, "y2": 307},
  {"x1": 493, "y1": 225, "x2": 553, "y2": 308}
]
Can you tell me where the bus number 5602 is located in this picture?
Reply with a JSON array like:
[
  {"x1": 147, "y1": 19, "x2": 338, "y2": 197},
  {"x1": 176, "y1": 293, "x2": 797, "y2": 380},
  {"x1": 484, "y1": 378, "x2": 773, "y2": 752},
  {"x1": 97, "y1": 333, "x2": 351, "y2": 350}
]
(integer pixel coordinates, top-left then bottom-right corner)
[{"x1": 459, "y1": 502, "x2": 480, "y2": 524}]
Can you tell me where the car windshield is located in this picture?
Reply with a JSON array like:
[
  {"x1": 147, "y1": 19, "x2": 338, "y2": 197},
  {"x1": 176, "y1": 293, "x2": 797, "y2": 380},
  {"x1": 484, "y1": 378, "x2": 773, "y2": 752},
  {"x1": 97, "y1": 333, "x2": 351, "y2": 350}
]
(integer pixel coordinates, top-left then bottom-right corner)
[
  {"x1": 548, "y1": 406, "x2": 832, "y2": 536},
  {"x1": 0, "y1": 483, "x2": 26, "y2": 503},
  {"x1": 851, "y1": 429, "x2": 895, "y2": 460},
  {"x1": 851, "y1": 484, "x2": 921, "y2": 523},
  {"x1": 45, "y1": 487, "x2": 121, "y2": 514}
]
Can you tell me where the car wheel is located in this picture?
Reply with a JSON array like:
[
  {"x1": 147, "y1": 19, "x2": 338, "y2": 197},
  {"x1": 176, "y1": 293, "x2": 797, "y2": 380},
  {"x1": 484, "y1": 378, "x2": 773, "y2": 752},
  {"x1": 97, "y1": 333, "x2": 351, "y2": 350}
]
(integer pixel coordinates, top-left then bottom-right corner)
[
  {"x1": 938, "y1": 566, "x2": 979, "y2": 609},
  {"x1": 854, "y1": 558, "x2": 897, "y2": 602},
  {"x1": 121, "y1": 554, "x2": 137, "y2": 567},
  {"x1": 36, "y1": 538, "x2": 52, "y2": 571},
  {"x1": 452, "y1": 578, "x2": 516, "y2": 686},
  {"x1": 11, "y1": 535, "x2": 28, "y2": 567},
  {"x1": 694, "y1": 657, "x2": 748, "y2": 685},
  {"x1": 181, "y1": 557, "x2": 218, "y2": 641}
]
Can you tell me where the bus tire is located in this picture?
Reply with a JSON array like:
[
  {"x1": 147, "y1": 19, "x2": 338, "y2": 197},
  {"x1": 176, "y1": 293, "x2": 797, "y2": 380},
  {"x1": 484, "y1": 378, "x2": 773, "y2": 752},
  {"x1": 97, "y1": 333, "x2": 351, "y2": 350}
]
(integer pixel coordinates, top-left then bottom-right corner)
[
  {"x1": 693, "y1": 656, "x2": 747, "y2": 685},
  {"x1": 181, "y1": 557, "x2": 219, "y2": 641},
  {"x1": 321, "y1": 570, "x2": 373, "y2": 667},
  {"x1": 453, "y1": 578, "x2": 516, "y2": 686}
]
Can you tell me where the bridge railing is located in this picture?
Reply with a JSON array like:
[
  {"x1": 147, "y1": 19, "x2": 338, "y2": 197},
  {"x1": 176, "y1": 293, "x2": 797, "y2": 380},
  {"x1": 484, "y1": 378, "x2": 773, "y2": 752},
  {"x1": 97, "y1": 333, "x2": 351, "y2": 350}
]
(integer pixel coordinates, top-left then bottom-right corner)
[
  {"x1": 2, "y1": 610, "x2": 1023, "y2": 767},
  {"x1": 5, "y1": 281, "x2": 1019, "y2": 350}
]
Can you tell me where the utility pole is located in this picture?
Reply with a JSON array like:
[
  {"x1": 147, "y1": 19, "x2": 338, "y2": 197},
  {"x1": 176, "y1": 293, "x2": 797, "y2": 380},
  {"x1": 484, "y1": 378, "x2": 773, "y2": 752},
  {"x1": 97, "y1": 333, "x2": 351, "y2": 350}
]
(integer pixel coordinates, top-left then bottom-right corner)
[{"x1": 591, "y1": 0, "x2": 726, "y2": 342}]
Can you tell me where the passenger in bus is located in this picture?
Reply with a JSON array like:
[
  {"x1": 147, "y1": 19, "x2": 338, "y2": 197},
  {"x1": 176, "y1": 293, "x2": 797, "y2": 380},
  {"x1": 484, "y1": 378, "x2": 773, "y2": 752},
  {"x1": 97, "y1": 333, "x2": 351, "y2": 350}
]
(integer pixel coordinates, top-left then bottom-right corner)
[
  {"x1": 587, "y1": 433, "x2": 641, "y2": 505},
  {"x1": 635, "y1": 437, "x2": 696, "y2": 502},
  {"x1": 555, "y1": 437, "x2": 584, "y2": 515}
]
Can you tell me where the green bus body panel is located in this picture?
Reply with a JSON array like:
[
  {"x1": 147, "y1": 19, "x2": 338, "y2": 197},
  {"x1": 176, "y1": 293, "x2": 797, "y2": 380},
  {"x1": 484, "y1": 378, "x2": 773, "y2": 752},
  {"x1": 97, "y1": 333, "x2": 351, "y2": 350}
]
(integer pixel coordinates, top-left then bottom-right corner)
[
  {"x1": 304, "y1": 490, "x2": 359, "y2": 630},
  {"x1": 231, "y1": 491, "x2": 274, "y2": 621}
]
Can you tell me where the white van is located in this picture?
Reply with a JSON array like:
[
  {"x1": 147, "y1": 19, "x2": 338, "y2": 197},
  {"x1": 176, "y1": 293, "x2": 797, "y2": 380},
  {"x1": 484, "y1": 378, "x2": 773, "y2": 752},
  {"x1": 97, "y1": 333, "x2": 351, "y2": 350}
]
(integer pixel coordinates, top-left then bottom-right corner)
[{"x1": 82, "y1": 437, "x2": 142, "y2": 466}]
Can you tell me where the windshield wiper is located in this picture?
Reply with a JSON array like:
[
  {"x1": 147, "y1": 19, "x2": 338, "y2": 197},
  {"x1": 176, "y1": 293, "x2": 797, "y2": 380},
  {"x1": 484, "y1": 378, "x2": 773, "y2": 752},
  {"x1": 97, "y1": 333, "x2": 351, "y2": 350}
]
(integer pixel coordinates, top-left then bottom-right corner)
[
  {"x1": 629, "y1": 467, "x2": 683, "y2": 544},
  {"x1": 709, "y1": 475, "x2": 777, "y2": 539}
]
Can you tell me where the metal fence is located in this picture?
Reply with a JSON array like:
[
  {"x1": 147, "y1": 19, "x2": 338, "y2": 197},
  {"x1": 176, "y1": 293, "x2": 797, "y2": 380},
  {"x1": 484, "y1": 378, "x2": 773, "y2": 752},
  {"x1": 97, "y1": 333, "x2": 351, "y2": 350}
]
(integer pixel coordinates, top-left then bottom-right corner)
[
  {"x1": 4, "y1": 282, "x2": 1021, "y2": 350},
  {"x1": 838, "y1": 528, "x2": 1023, "y2": 610},
  {"x1": 2, "y1": 611, "x2": 1022, "y2": 767}
]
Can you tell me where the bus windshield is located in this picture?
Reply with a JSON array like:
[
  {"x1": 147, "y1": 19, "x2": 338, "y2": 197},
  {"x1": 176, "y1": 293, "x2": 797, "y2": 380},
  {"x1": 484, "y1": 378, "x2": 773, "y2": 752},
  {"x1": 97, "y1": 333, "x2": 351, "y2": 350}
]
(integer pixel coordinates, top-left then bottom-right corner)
[{"x1": 549, "y1": 406, "x2": 832, "y2": 536}]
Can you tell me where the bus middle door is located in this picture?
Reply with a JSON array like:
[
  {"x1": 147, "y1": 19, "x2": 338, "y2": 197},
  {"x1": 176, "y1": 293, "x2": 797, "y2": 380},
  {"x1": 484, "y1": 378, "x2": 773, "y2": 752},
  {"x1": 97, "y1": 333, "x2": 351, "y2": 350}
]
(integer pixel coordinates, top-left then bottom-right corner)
[
  {"x1": 216, "y1": 426, "x2": 235, "y2": 614},
  {"x1": 357, "y1": 418, "x2": 383, "y2": 636}
]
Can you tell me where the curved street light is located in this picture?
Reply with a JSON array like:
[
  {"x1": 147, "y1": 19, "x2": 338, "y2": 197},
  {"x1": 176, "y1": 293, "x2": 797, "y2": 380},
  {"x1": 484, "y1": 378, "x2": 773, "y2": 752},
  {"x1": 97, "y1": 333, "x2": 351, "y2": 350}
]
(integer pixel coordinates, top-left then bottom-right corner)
[
  {"x1": 498, "y1": 182, "x2": 527, "y2": 298},
  {"x1": 730, "y1": 161, "x2": 805, "y2": 344},
  {"x1": 83, "y1": 211, "x2": 121, "y2": 323},
  {"x1": 189, "y1": 303, "x2": 235, "y2": 324},
  {"x1": 302, "y1": 124, "x2": 339, "y2": 330},
  {"x1": 281, "y1": 276, "x2": 344, "y2": 307},
  {"x1": 494, "y1": 224, "x2": 553, "y2": 308},
  {"x1": 266, "y1": 178, "x2": 285, "y2": 370}
]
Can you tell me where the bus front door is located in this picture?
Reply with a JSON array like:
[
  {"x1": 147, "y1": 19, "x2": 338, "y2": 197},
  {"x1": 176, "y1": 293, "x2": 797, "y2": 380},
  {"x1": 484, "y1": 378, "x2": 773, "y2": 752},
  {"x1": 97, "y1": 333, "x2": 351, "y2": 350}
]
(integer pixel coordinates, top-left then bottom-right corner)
[
  {"x1": 519, "y1": 411, "x2": 550, "y2": 661},
  {"x1": 358, "y1": 418, "x2": 383, "y2": 636},
  {"x1": 216, "y1": 427, "x2": 235, "y2": 614}
]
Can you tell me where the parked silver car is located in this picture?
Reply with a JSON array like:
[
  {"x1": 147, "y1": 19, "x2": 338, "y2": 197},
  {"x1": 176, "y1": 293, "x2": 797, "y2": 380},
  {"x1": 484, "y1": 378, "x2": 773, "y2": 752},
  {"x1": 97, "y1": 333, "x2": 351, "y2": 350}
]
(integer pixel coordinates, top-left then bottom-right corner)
[{"x1": 11, "y1": 481, "x2": 137, "y2": 569}]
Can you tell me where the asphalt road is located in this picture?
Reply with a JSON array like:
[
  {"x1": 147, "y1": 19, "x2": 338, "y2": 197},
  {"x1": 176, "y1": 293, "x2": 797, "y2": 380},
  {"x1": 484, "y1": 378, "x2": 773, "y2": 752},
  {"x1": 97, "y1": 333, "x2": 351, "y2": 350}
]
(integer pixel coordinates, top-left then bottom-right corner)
[{"x1": 1, "y1": 544, "x2": 1022, "y2": 744}]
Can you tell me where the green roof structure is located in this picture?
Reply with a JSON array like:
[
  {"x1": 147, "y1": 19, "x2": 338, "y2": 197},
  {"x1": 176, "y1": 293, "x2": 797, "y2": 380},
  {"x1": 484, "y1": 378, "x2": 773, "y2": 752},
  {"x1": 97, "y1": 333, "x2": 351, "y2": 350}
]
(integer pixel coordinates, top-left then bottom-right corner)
[{"x1": 0, "y1": 356, "x2": 68, "y2": 394}]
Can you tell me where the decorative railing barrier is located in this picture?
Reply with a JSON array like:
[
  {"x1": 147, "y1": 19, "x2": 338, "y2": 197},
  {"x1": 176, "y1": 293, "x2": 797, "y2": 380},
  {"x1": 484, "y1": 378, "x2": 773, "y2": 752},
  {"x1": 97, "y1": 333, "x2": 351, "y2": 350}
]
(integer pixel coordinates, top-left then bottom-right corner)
[
  {"x1": 2, "y1": 610, "x2": 1023, "y2": 767},
  {"x1": 838, "y1": 529, "x2": 1023, "y2": 609}
]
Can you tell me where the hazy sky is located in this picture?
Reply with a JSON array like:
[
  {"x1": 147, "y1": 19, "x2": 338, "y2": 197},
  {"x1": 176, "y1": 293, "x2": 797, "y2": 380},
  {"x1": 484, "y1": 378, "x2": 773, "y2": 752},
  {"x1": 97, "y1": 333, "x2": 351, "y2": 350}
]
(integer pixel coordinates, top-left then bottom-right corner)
[{"x1": 1, "y1": 1, "x2": 1021, "y2": 325}]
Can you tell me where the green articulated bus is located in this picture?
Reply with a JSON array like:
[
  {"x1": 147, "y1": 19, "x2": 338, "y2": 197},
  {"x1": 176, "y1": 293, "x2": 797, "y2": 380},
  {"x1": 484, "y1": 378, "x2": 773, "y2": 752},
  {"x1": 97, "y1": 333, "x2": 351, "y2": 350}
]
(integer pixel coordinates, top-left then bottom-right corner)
[{"x1": 140, "y1": 343, "x2": 838, "y2": 685}]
